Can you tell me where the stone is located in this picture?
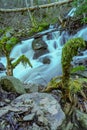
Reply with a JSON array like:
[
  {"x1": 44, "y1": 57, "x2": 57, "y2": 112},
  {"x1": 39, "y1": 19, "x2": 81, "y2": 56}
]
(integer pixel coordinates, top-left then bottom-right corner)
[
  {"x1": 76, "y1": 110, "x2": 87, "y2": 129},
  {"x1": 23, "y1": 113, "x2": 35, "y2": 121},
  {"x1": 31, "y1": 123, "x2": 41, "y2": 130},
  {"x1": 73, "y1": 56, "x2": 87, "y2": 67},
  {"x1": 47, "y1": 33, "x2": 53, "y2": 40},
  {"x1": 38, "y1": 114, "x2": 49, "y2": 126},
  {"x1": 0, "y1": 76, "x2": 26, "y2": 94},
  {"x1": 0, "y1": 62, "x2": 6, "y2": 71},
  {"x1": 33, "y1": 49, "x2": 48, "y2": 59},
  {"x1": 32, "y1": 38, "x2": 49, "y2": 59},
  {"x1": 24, "y1": 83, "x2": 44, "y2": 93},
  {"x1": 39, "y1": 57, "x2": 50, "y2": 64},
  {"x1": 77, "y1": 70, "x2": 87, "y2": 78},
  {"x1": 32, "y1": 38, "x2": 47, "y2": 50},
  {"x1": 11, "y1": 93, "x2": 65, "y2": 130}
]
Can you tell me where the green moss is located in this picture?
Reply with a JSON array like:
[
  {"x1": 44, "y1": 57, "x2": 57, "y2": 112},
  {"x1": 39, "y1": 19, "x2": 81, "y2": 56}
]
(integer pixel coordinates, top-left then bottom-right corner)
[
  {"x1": 62, "y1": 38, "x2": 85, "y2": 89},
  {"x1": 12, "y1": 55, "x2": 32, "y2": 68},
  {"x1": 71, "y1": 65, "x2": 86, "y2": 73},
  {"x1": 43, "y1": 76, "x2": 62, "y2": 92},
  {"x1": 29, "y1": 22, "x2": 49, "y2": 36}
]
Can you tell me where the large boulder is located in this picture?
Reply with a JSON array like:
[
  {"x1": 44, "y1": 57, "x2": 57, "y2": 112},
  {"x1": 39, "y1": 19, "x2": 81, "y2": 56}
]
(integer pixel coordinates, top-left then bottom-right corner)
[
  {"x1": 0, "y1": 76, "x2": 26, "y2": 94},
  {"x1": 0, "y1": 93, "x2": 65, "y2": 130},
  {"x1": 32, "y1": 38, "x2": 49, "y2": 59}
]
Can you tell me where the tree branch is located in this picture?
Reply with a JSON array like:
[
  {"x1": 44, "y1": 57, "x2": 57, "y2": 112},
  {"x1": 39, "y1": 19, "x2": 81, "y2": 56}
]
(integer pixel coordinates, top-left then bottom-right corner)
[{"x1": 0, "y1": 0, "x2": 73, "y2": 13}]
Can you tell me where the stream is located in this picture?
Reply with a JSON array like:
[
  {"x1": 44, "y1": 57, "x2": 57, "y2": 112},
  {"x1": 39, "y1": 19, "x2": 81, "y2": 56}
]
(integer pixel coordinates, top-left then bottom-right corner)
[
  {"x1": 1, "y1": 26, "x2": 87, "y2": 86},
  {"x1": 0, "y1": 8, "x2": 87, "y2": 86}
]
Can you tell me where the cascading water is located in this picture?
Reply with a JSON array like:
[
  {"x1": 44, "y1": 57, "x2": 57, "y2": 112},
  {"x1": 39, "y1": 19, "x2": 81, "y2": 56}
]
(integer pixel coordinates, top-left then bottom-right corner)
[
  {"x1": 0, "y1": 7, "x2": 87, "y2": 85},
  {"x1": 1, "y1": 26, "x2": 87, "y2": 85},
  {"x1": 9, "y1": 30, "x2": 67, "y2": 85}
]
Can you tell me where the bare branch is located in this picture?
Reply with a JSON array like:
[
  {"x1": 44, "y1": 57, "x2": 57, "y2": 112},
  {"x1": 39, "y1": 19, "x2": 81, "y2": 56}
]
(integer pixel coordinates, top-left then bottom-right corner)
[{"x1": 0, "y1": 0, "x2": 73, "y2": 13}]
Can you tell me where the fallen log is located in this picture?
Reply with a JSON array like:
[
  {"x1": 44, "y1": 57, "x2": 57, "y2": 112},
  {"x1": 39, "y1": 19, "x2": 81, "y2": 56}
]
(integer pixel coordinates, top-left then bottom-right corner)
[
  {"x1": 27, "y1": 27, "x2": 65, "y2": 40},
  {"x1": 32, "y1": 28, "x2": 58, "y2": 39},
  {"x1": 0, "y1": 0, "x2": 73, "y2": 13}
]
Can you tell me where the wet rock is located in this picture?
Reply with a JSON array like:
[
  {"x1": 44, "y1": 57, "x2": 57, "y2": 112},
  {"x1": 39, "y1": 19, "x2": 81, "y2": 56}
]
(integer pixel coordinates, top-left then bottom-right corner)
[
  {"x1": 24, "y1": 83, "x2": 44, "y2": 93},
  {"x1": 76, "y1": 70, "x2": 87, "y2": 78},
  {"x1": 42, "y1": 57, "x2": 50, "y2": 64},
  {"x1": 0, "y1": 62, "x2": 6, "y2": 71},
  {"x1": 71, "y1": 50, "x2": 87, "y2": 78},
  {"x1": 0, "y1": 76, "x2": 26, "y2": 94},
  {"x1": 39, "y1": 56, "x2": 51, "y2": 64},
  {"x1": 76, "y1": 110, "x2": 87, "y2": 129},
  {"x1": 32, "y1": 38, "x2": 49, "y2": 59},
  {"x1": 32, "y1": 38, "x2": 47, "y2": 50},
  {"x1": 47, "y1": 33, "x2": 53, "y2": 40},
  {"x1": 72, "y1": 55, "x2": 87, "y2": 67},
  {"x1": 33, "y1": 49, "x2": 49, "y2": 59}
]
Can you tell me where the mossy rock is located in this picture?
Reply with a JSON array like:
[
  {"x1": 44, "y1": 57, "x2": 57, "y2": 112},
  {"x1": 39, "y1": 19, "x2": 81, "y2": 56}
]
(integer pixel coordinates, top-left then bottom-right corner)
[{"x1": 0, "y1": 76, "x2": 26, "y2": 94}]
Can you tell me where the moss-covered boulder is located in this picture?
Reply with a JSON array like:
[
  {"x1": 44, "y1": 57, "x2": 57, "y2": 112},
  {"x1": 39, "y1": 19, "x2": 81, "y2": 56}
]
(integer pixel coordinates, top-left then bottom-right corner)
[{"x1": 0, "y1": 76, "x2": 26, "y2": 94}]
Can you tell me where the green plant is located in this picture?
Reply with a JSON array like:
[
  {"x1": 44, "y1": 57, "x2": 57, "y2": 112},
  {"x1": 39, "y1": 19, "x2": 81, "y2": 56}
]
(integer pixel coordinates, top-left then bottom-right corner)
[
  {"x1": 71, "y1": 65, "x2": 85, "y2": 73},
  {"x1": 0, "y1": 30, "x2": 32, "y2": 76},
  {"x1": 61, "y1": 38, "x2": 85, "y2": 89},
  {"x1": 44, "y1": 38, "x2": 86, "y2": 99},
  {"x1": 73, "y1": 0, "x2": 87, "y2": 24},
  {"x1": 29, "y1": 22, "x2": 49, "y2": 36}
]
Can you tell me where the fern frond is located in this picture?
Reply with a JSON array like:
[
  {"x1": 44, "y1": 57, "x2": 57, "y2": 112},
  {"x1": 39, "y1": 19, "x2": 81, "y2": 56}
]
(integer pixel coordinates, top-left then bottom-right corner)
[{"x1": 12, "y1": 55, "x2": 32, "y2": 68}]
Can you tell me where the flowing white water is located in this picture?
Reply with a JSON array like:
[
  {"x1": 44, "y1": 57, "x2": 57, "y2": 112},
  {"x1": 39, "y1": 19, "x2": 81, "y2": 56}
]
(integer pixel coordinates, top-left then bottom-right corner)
[
  {"x1": 1, "y1": 7, "x2": 87, "y2": 85},
  {"x1": 0, "y1": 26, "x2": 87, "y2": 85},
  {"x1": 10, "y1": 30, "x2": 66, "y2": 85},
  {"x1": 1, "y1": 26, "x2": 87, "y2": 85}
]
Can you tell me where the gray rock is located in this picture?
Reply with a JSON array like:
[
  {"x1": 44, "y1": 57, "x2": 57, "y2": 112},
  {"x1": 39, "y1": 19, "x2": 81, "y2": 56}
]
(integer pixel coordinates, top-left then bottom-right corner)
[
  {"x1": 32, "y1": 38, "x2": 47, "y2": 50},
  {"x1": 23, "y1": 113, "x2": 35, "y2": 121},
  {"x1": 24, "y1": 83, "x2": 44, "y2": 93},
  {"x1": 32, "y1": 38, "x2": 49, "y2": 59},
  {"x1": 39, "y1": 57, "x2": 51, "y2": 64},
  {"x1": 47, "y1": 33, "x2": 53, "y2": 40},
  {"x1": 0, "y1": 76, "x2": 26, "y2": 94},
  {"x1": 72, "y1": 56, "x2": 87, "y2": 67},
  {"x1": 76, "y1": 70, "x2": 87, "y2": 78},
  {"x1": 0, "y1": 62, "x2": 6, "y2": 71},
  {"x1": 11, "y1": 92, "x2": 65, "y2": 130},
  {"x1": 76, "y1": 110, "x2": 87, "y2": 129},
  {"x1": 33, "y1": 49, "x2": 49, "y2": 59},
  {"x1": 30, "y1": 123, "x2": 41, "y2": 130}
]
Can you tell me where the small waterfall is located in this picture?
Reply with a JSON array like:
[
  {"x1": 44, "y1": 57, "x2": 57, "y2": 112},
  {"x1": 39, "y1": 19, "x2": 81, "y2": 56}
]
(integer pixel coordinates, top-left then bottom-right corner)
[
  {"x1": 10, "y1": 30, "x2": 66, "y2": 85},
  {"x1": 74, "y1": 27, "x2": 87, "y2": 41},
  {"x1": 67, "y1": 8, "x2": 76, "y2": 17},
  {"x1": 9, "y1": 26, "x2": 87, "y2": 85},
  {"x1": 10, "y1": 38, "x2": 34, "y2": 59},
  {"x1": 0, "y1": 24, "x2": 87, "y2": 85}
]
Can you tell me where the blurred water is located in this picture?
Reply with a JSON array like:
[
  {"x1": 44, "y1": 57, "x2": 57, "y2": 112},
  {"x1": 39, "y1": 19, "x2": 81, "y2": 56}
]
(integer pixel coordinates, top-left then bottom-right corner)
[{"x1": 1, "y1": 7, "x2": 87, "y2": 85}]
